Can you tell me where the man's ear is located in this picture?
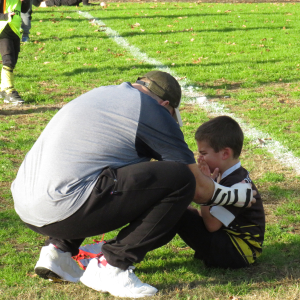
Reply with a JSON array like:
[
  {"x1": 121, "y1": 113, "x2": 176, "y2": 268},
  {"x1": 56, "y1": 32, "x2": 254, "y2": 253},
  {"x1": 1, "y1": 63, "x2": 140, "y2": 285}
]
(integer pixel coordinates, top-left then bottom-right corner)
[
  {"x1": 160, "y1": 100, "x2": 170, "y2": 107},
  {"x1": 221, "y1": 147, "x2": 232, "y2": 160}
]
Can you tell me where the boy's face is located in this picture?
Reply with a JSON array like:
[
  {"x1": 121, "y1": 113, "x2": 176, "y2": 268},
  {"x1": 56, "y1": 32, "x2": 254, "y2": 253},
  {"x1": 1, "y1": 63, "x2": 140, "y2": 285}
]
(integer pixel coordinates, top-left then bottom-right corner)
[{"x1": 196, "y1": 140, "x2": 223, "y2": 173}]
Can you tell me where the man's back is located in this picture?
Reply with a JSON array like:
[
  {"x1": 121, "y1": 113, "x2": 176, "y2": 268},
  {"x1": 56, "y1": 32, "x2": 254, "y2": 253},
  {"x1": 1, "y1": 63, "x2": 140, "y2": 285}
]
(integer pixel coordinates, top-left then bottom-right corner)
[{"x1": 12, "y1": 82, "x2": 194, "y2": 227}]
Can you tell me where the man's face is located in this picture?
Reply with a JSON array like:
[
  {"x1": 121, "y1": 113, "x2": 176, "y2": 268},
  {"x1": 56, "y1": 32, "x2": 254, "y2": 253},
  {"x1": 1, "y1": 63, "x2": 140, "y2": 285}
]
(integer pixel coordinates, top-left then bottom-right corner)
[{"x1": 196, "y1": 140, "x2": 223, "y2": 173}]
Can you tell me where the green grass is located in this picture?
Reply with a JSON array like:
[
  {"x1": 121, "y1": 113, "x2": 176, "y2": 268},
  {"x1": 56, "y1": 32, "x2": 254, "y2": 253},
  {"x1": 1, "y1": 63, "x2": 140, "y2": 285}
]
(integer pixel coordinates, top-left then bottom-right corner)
[{"x1": 1, "y1": 2, "x2": 300, "y2": 299}]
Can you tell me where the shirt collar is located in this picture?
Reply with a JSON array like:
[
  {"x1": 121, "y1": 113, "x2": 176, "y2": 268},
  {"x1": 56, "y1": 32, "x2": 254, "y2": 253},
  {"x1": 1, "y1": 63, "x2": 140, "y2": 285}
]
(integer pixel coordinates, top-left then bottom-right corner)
[{"x1": 221, "y1": 161, "x2": 241, "y2": 180}]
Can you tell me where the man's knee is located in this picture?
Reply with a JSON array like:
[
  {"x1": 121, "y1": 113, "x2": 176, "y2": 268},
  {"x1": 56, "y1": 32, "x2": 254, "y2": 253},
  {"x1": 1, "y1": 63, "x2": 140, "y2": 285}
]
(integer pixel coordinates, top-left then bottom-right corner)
[{"x1": 167, "y1": 162, "x2": 196, "y2": 194}]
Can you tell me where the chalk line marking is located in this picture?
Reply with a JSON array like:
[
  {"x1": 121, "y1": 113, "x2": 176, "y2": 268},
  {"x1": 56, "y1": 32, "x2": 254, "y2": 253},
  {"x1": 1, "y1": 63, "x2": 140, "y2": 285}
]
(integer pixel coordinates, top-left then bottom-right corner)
[{"x1": 78, "y1": 11, "x2": 300, "y2": 175}]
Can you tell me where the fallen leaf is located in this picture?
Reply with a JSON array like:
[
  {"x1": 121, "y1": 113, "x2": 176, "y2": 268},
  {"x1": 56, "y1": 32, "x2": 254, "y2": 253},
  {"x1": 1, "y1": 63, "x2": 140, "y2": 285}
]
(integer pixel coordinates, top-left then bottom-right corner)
[
  {"x1": 39, "y1": 20, "x2": 43, "y2": 22},
  {"x1": 66, "y1": 16, "x2": 71, "y2": 19},
  {"x1": 36, "y1": 32, "x2": 41, "y2": 35},
  {"x1": 43, "y1": 62, "x2": 51, "y2": 64},
  {"x1": 190, "y1": 38, "x2": 195, "y2": 42},
  {"x1": 140, "y1": 29, "x2": 145, "y2": 32},
  {"x1": 26, "y1": 273, "x2": 37, "y2": 278},
  {"x1": 192, "y1": 57, "x2": 202, "y2": 64},
  {"x1": 67, "y1": 28, "x2": 75, "y2": 31}
]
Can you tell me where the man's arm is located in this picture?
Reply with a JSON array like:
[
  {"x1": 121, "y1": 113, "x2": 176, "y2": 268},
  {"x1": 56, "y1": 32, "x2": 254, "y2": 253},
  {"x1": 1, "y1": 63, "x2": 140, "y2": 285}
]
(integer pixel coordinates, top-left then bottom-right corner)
[
  {"x1": 188, "y1": 163, "x2": 215, "y2": 204},
  {"x1": 188, "y1": 163, "x2": 255, "y2": 207}
]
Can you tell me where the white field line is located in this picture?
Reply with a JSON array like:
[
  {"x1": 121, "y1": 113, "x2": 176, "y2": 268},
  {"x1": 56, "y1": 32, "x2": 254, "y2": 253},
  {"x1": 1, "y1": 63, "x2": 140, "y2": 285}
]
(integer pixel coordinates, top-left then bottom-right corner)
[{"x1": 78, "y1": 11, "x2": 300, "y2": 175}]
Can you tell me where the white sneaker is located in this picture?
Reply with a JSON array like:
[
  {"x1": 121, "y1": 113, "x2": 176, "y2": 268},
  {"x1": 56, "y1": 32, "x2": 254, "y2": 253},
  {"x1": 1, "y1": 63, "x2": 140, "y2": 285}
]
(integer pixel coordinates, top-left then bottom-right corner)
[
  {"x1": 34, "y1": 244, "x2": 84, "y2": 282},
  {"x1": 80, "y1": 257, "x2": 158, "y2": 298}
]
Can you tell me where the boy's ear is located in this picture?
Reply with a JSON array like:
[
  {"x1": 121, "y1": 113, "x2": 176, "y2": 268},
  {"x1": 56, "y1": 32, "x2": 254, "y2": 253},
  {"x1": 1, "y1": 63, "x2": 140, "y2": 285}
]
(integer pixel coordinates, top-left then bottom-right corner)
[{"x1": 221, "y1": 147, "x2": 232, "y2": 160}]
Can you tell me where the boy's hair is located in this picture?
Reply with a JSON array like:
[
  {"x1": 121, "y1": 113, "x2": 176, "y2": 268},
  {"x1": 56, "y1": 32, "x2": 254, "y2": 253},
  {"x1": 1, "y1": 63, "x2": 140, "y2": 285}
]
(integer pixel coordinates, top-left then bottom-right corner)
[{"x1": 195, "y1": 116, "x2": 244, "y2": 159}]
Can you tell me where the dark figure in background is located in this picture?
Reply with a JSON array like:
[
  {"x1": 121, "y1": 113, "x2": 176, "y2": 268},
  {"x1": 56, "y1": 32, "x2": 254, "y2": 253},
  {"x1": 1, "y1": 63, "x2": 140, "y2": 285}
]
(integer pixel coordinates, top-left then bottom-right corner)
[
  {"x1": 39, "y1": 0, "x2": 89, "y2": 7},
  {"x1": 20, "y1": 0, "x2": 41, "y2": 42},
  {"x1": 0, "y1": 0, "x2": 30, "y2": 104}
]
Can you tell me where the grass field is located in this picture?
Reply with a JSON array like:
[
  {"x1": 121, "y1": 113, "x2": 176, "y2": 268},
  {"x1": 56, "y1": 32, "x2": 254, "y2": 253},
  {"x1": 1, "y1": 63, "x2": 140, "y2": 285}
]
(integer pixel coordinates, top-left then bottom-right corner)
[{"x1": 1, "y1": 1, "x2": 300, "y2": 299}]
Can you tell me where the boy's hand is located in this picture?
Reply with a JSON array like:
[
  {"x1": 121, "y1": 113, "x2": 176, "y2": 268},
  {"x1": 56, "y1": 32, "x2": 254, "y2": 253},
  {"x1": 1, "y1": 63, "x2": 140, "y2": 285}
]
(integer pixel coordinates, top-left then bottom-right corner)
[{"x1": 197, "y1": 156, "x2": 219, "y2": 181}]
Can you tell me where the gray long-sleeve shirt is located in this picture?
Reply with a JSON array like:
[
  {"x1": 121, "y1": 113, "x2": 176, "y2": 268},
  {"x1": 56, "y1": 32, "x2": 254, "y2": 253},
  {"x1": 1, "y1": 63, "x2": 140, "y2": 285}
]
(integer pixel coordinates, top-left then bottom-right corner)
[{"x1": 12, "y1": 83, "x2": 195, "y2": 227}]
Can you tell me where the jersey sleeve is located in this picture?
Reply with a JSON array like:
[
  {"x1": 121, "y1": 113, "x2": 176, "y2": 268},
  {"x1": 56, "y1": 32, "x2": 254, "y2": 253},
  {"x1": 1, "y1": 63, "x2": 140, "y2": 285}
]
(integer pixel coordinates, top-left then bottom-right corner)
[{"x1": 210, "y1": 206, "x2": 235, "y2": 226}]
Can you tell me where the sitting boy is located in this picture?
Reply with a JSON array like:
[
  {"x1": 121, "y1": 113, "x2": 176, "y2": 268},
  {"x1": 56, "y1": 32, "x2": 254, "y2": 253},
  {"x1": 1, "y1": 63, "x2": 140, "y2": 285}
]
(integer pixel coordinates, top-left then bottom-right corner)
[{"x1": 176, "y1": 115, "x2": 265, "y2": 268}]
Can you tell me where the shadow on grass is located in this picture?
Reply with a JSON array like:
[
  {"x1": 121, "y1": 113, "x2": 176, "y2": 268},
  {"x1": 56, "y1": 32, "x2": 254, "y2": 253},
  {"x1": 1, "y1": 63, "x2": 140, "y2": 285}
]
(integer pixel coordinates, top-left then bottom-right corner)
[
  {"x1": 139, "y1": 237, "x2": 300, "y2": 293},
  {"x1": 2, "y1": 206, "x2": 300, "y2": 295},
  {"x1": 0, "y1": 105, "x2": 62, "y2": 116}
]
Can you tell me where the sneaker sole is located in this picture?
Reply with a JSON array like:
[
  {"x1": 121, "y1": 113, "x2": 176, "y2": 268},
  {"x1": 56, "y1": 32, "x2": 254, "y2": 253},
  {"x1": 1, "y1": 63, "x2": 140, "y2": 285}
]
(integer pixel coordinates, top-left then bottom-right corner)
[
  {"x1": 35, "y1": 266, "x2": 64, "y2": 282},
  {"x1": 3, "y1": 100, "x2": 24, "y2": 105},
  {"x1": 80, "y1": 275, "x2": 157, "y2": 298}
]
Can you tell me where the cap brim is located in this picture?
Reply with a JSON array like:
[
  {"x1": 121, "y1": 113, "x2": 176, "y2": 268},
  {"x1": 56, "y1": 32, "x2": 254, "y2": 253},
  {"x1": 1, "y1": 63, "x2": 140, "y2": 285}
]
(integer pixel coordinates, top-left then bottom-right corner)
[{"x1": 173, "y1": 107, "x2": 183, "y2": 127}]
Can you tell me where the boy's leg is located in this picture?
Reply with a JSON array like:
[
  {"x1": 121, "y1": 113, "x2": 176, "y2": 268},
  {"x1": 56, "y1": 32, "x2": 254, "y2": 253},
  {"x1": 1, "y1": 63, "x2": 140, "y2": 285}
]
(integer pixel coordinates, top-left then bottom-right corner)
[
  {"x1": 205, "y1": 231, "x2": 248, "y2": 269},
  {"x1": 27, "y1": 161, "x2": 196, "y2": 269},
  {"x1": 177, "y1": 207, "x2": 248, "y2": 269}
]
